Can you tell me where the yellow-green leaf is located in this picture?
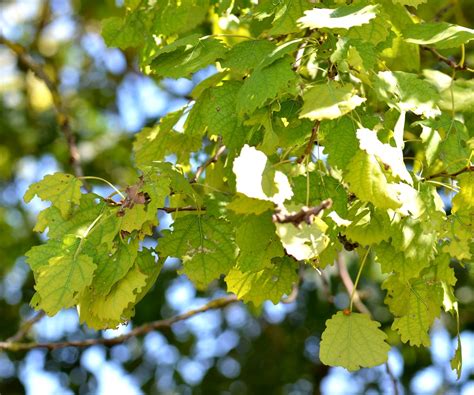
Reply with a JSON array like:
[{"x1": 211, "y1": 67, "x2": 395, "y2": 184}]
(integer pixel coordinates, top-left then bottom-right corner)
[{"x1": 320, "y1": 311, "x2": 390, "y2": 371}]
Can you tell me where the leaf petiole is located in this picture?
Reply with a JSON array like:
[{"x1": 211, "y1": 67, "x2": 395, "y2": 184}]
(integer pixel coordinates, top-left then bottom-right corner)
[
  {"x1": 79, "y1": 176, "x2": 126, "y2": 200},
  {"x1": 349, "y1": 248, "x2": 371, "y2": 313}
]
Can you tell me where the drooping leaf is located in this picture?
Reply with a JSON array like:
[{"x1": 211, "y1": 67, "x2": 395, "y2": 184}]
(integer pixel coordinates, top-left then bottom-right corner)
[
  {"x1": 384, "y1": 275, "x2": 443, "y2": 346},
  {"x1": 92, "y1": 238, "x2": 139, "y2": 296},
  {"x1": 88, "y1": 263, "x2": 147, "y2": 323},
  {"x1": 345, "y1": 150, "x2": 402, "y2": 210},
  {"x1": 319, "y1": 311, "x2": 390, "y2": 371}
]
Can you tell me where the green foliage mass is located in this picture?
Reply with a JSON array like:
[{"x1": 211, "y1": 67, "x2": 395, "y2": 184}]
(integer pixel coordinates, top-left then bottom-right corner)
[{"x1": 22, "y1": 0, "x2": 474, "y2": 376}]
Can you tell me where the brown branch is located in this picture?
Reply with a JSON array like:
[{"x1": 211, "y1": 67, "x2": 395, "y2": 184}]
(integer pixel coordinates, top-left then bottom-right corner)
[
  {"x1": 6, "y1": 312, "x2": 46, "y2": 343},
  {"x1": 335, "y1": 253, "x2": 371, "y2": 316},
  {"x1": 158, "y1": 206, "x2": 205, "y2": 213},
  {"x1": 424, "y1": 165, "x2": 474, "y2": 181},
  {"x1": 191, "y1": 143, "x2": 226, "y2": 183},
  {"x1": 297, "y1": 121, "x2": 320, "y2": 164},
  {"x1": 422, "y1": 46, "x2": 469, "y2": 71},
  {"x1": 0, "y1": 35, "x2": 86, "y2": 184},
  {"x1": 272, "y1": 199, "x2": 332, "y2": 227},
  {"x1": 0, "y1": 295, "x2": 238, "y2": 352}
]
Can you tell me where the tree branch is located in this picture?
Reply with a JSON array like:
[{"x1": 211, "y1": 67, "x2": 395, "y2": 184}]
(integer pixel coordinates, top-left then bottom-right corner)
[
  {"x1": 0, "y1": 295, "x2": 238, "y2": 352},
  {"x1": 422, "y1": 45, "x2": 471, "y2": 71},
  {"x1": 424, "y1": 165, "x2": 474, "y2": 181},
  {"x1": 158, "y1": 206, "x2": 205, "y2": 213},
  {"x1": 191, "y1": 143, "x2": 226, "y2": 183},
  {"x1": 297, "y1": 121, "x2": 320, "y2": 164},
  {"x1": 6, "y1": 312, "x2": 46, "y2": 343},
  {"x1": 0, "y1": 35, "x2": 87, "y2": 183},
  {"x1": 272, "y1": 199, "x2": 332, "y2": 227}
]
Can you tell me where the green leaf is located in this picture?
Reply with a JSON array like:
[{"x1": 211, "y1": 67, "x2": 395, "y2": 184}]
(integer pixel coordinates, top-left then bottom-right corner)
[
  {"x1": 384, "y1": 275, "x2": 443, "y2": 346},
  {"x1": 452, "y1": 173, "x2": 474, "y2": 214},
  {"x1": 300, "y1": 82, "x2": 365, "y2": 121},
  {"x1": 25, "y1": 239, "x2": 64, "y2": 273},
  {"x1": 236, "y1": 213, "x2": 284, "y2": 272},
  {"x1": 102, "y1": 12, "x2": 150, "y2": 49},
  {"x1": 36, "y1": 193, "x2": 105, "y2": 239},
  {"x1": 319, "y1": 311, "x2": 390, "y2": 371},
  {"x1": 35, "y1": 241, "x2": 96, "y2": 316},
  {"x1": 347, "y1": 15, "x2": 390, "y2": 45},
  {"x1": 321, "y1": 117, "x2": 359, "y2": 172},
  {"x1": 402, "y1": 22, "x2": 474, "y2": 49},
  {"x1": 374, "y1": 71, "x2": 440, "y2": 117},
  {"x1": 157, "y1": 215, "x2": 237, "y2": 289},
  {"x1": 292, "y1": 173, "x2": 348, "y2": 217},
  {"x1": 221, "y1": 40, "x2": 277, "y2": 73},
  {"x1": 153, "y1": 0, "x2": 209, "y2": 36},
  {"x1": 133, "y1": 249, "x2": 163, "y2": 304},
  {"x1": 150, "y1": 35, "x2": 227, "y2": 78},
  {"x1": 391, "y1": 218, "x2": 437, "y2": 262},
  {"x1": 345, "y1": 204, "x2": 391, "y2": 246},
  {"x1": 133, "y1": 108, "x2": 200, "y2": 166},
  {"x1": 375, "y1": 241, "x2": 430, "y2": 281},
  {"x1": 451, "y1": 336, "x2": 463, "y2": 380},
  {"x1": 227, "y1": 194, "x2": 274, "y2": 215},
  {"x1": 24, "y1": 173, "x2": 83, "y2": 218},
  {"x1": 268, "y1": 0, "x2": 312, "y2": 35},
  {"x1": 92, "y1": 238, "x2": 139, "y2": 296},
  {"x1": 275, "y1": 209, "x2": 329, "y2": 261},
  {"x1": 392, "y1": 0, "x2": 427, "y2": 6},
  {"x1": 89, "y1": 263, "x2": 147, "y2": 322},
  {"x1": 356, "y1": 128, "x2": 412, "y2": 184},
  {"x1": 298, "y1": 4, "x2": 379, "y2": 30},
  {"x1": 225, "y1": 257, "x2": 297, "y2": 306},
  {"x1": 345, "y1": 150, "x2": 402, "y2": 210},
  {"x1": 195, "y1": 81, "x2": 248, "y2": 151},
  {"x1": 236, "y1": 57, "x2": 298, "y2": 116}
]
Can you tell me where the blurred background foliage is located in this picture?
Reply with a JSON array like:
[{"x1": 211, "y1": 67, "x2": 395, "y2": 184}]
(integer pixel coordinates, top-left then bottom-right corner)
[{"x1": 0, "y1": 0, "x2": 473, "y2": 394}]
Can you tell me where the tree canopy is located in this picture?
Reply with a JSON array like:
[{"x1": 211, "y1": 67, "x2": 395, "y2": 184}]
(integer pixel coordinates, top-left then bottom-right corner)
[{"x1": 0, "y1": 0, "x2": 473, "y2": 393}]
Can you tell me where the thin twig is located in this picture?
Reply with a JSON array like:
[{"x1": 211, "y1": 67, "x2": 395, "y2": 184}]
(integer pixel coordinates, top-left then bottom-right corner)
[
  {"x1": 282, "y1": 263, "x2": 304, "y2": 304},
  {"x1": 272, "y1": 199, "x2": 332, "y2": 227},
  {"x1": 6, "y1": 312, "x2": 46, "y2": 343},
  {"x1": 424, "y1": 165, "x2": 474, "y2": 181},
  {"x1": 158, "y1": 206, "x2": 205, "y2": 213},
  {"x1": 385, "y1": 361, "x2": 400, "y2": 395},
  {"x1": 297, "y1": 121, "x2": 320, "y2": 164},
  {"x1": 335, "y1": 253, "x2": 371, "y2": 315},
  {"x1": 0, "y1": 35, "x2": 87, "y2": 184},
  {"x1": 191, "y1": 143, "x2": 226, "y2": 183},
  {"x1": 422, "y1": 46, "x2": 470, "y2": 71},
  {"x1": 0, "y1": 295, "x2": 238, "y2": 351}
]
